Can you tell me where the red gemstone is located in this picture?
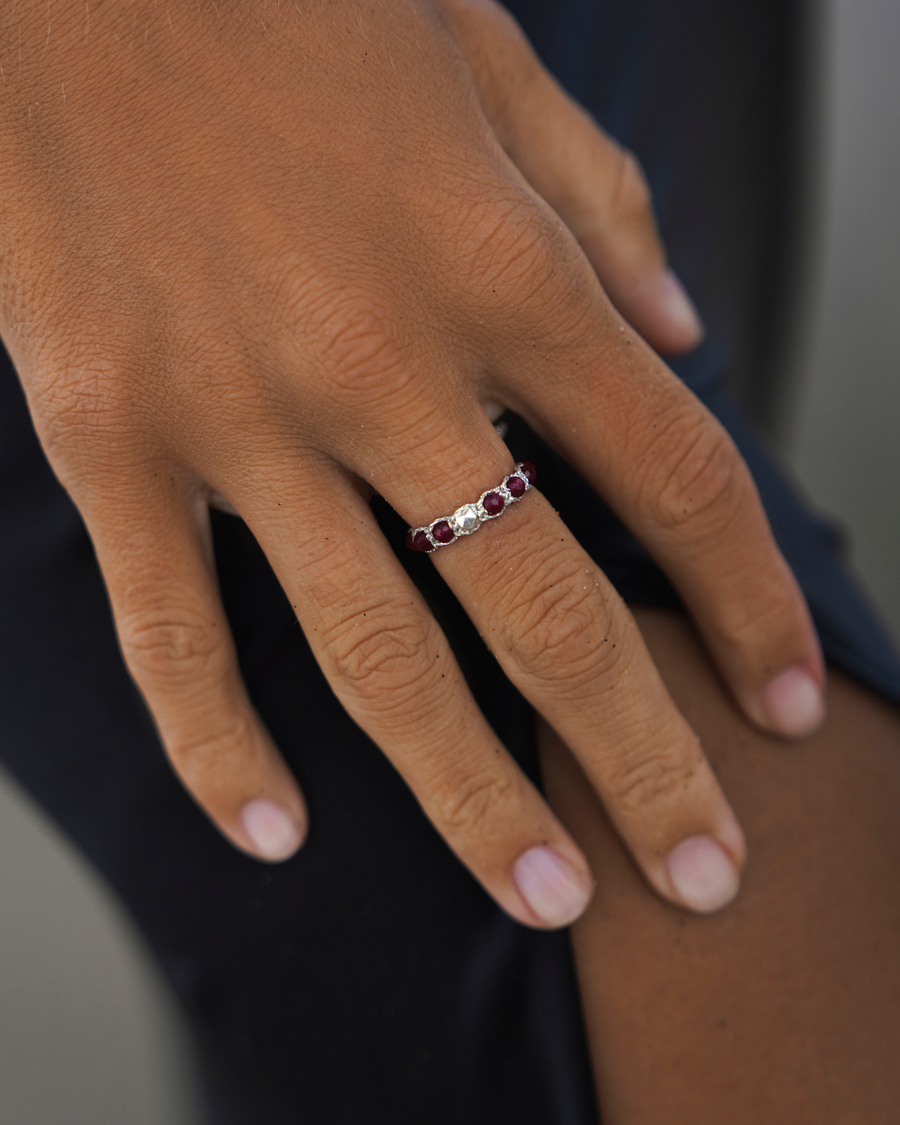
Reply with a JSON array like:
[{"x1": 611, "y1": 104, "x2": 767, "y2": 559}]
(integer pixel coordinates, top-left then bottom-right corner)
[
  {"x1": 411, "y1": 529, "x2": 434, "y2": 553},
  {"x1": 520, "y1": 461, "x2": 537, "y2": 485},
  {"x1": 482, "y1": 492, "x2": 505, "y2": 516},
  {"x1": 431, "y1": 520, "x2": 455, "y2": 544},
  {"x1": 506, "y1": 475, "x2": 526, "y2": 498}
]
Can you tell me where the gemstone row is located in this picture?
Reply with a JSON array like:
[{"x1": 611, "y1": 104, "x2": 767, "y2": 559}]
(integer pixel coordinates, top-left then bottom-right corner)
[{"x1": 406, "y1": 462, "x2": 536, "y2": 552}]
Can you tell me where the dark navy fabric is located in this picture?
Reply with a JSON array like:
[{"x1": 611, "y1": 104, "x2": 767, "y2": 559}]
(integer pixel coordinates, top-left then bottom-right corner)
[
  {"x1": 0, "y1": 360, "x2": 598, "y2": 1125},
  {"x1": 2, "y1": 2, "x2": 899, "y2": 1124}
]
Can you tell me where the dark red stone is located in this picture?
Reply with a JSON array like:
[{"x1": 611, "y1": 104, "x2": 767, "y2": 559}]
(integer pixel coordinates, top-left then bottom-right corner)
[
  {"x1": 431, "y1": 520, "x2": 455, "y2": 544},
  {"x1": 482, "y1": 492, "x2": 505, "y2": 516},
  {"x1": 520, "y1": 461, "x2": 537, "y2": 485},
  {"x1": 409, "y1": 529, "x2": 434, "y2": 553},
  {"x1": 505, "y1": 474, "x2": 526, "y2": 498}
]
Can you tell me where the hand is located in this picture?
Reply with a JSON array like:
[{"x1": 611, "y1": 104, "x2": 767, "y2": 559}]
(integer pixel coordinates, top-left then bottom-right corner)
[{"x1": 0, "y1": 0, "x2": 824, "y2": 926}]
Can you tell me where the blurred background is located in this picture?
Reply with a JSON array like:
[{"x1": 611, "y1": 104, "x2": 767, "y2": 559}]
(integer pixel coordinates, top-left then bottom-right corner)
[
  {"x1": 789, "y1": 0, "x2": 900, "y2": 641},
  {"x1": 1, "y1": 0, "x2": 898, "y2": 1120}
]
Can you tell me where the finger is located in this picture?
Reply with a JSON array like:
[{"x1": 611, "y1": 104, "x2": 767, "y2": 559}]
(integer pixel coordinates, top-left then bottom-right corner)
[
  {"x1": 427, "y1": 478, "x2": 747, "y2": 915},
  {"x1": 301, "y1": 394, "x2": 747, "y2": 914},
  {"x1": 440, "y1": 0, "x2": 703, "y2": 355},
  {"x1": 86, "y1": 475, "x2": 308, "y2": 862},
  {"x1": 226, "y1": 457, "x2": 595, "y2": 929},
  {"x1": 494, "y1": 266, "x2": 826, "y2": 742}
]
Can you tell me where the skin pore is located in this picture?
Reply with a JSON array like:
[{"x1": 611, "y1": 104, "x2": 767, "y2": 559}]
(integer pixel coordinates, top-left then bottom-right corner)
[{"x1": 541, "y1": 606, "x2": 900, "y2": 1123}]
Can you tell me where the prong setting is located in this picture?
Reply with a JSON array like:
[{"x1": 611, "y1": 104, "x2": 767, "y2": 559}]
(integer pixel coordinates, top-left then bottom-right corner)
[{"x1": 406, "y1": 462, "x2": 535, "y2": 552}]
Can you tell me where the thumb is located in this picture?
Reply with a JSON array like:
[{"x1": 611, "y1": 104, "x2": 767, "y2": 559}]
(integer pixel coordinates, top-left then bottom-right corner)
[{"x1": 441, "y1": 0, "x2": 704, "y2": 355}]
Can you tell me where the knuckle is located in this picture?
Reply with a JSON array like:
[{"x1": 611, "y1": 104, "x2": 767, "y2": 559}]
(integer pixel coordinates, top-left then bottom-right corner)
[
  {"x1": 643, "y1": 409, "x2": 745, "y2": 536},
  {"x1": 457, "y1": 191, "x2": 569, "y2": 301},
  {"x1": 716, "y1": 561, "x2": 804, "y2": 650},
  {"x1": 608, "y1": 148, "x2": 654, "y2": 227},
  {"x1": 120, "y1": 605, "x2": 227, "y2": 688},
  {"x1": 489, "y1": 538, "x2": 622, "y2": 690},
  {"x1": 323, "y1": 607, "x2": 442, "y2": 713},
  {"x1": 306, "y1": 288, "x2": 415, "y2": 408},
  {"x1": 31, "y1": 357, "x2": 136, "y2": 468},
  {"x1": 604, "y1": 741, "x2": 697, "y2": 814},
  {"x1": 432, "y1": 761, "x2": 518, "y2": 837},
  {"x1": 165, "y1": 711, "x2": 255, "y2": 784}
]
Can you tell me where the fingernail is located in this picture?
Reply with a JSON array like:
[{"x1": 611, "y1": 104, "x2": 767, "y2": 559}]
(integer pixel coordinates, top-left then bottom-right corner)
[
  {"x1": 666, "y1": 835, "x2": 740, "y2": 913},
  {"x1": 240, "y1": 798, "x2": 301, "y2": 861},
  {"x1": 659, "y1": 270, "x2": 704, "y2": 343},
  {"x1": 761, "y1": 666, "x2": 825, "y2": 738},
  {"x1": 512, "y1": 845, "x2": 593, "y2": 927}
]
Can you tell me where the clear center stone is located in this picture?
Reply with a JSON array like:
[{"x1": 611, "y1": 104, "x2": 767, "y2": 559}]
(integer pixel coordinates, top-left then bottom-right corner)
[{"x1": 452, "y1": 504, "x2": 481, "y2": 533}]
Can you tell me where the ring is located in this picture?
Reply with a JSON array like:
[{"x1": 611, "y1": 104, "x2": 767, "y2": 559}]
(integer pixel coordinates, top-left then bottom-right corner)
[{"x1": 405, "y1": 462, "x2": 537, "y2": 552}]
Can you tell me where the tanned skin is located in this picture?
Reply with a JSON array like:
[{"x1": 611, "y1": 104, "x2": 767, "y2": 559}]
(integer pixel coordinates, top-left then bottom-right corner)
[{"x1": 542, "y1": 606, "x2": 900, "y2": 1123}]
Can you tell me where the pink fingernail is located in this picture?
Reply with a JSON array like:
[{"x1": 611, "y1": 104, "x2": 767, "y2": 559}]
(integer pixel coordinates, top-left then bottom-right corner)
[
  {"x1": 659, "y1": 270, "x2": 704, "y2": 343},
  {"x1": 512, "y1": 845, "x2": 593, "y2": 927},
  {"x1": 761, "y1": 666, "x2": 825, "y2": 738},
  {"x1": 240, "y1": 798, "x2": 301, "y2": 861},
  {"x1": 666, "y1": 835, "x2": 740, "y2": 913}
]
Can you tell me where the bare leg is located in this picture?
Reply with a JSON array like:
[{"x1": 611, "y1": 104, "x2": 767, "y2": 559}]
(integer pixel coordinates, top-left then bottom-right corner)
[{"x1": 539, "y1": 606, "x2": 900, "y2": 1124}]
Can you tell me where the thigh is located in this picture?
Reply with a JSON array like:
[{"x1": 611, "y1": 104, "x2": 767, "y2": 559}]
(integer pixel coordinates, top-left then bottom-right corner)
[{"x1": 540, "y1": 605, "x2": 900, "y2": 1124}]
